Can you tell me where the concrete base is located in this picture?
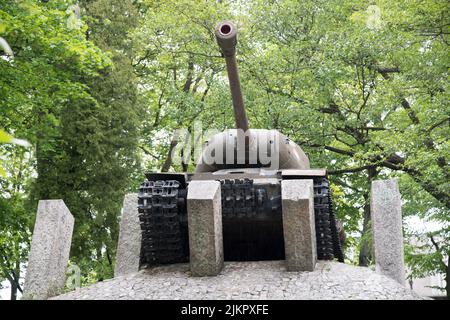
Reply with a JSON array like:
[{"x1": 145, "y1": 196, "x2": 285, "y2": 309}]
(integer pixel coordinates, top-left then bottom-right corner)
[
  {"x1": 53, "y1": 261, "x2": 425, "y2": 300},
  {"x1": 115, "y1": 193, "x2": 141, "y2": 277},
  {"x1": 371, "y1": 179, "x2": 406, "y2": 285},
  {"x1": 187, "y1": 180, "x2": 223, "y2": 276},
  {"x1": 23, "y1": 200, "x2": 74, "y2": 300},
  {"x1": 281, "y1": 179, "x2": 317, "y2": 271}
]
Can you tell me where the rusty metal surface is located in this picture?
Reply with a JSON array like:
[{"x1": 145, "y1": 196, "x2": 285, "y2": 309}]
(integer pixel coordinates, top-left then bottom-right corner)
[{"x1": 215, "y1": 21, "x2": 249, "y2": 132}]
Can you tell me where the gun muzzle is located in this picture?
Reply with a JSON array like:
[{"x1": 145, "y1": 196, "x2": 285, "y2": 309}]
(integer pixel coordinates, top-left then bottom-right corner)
[{"x1": 215, "y1": 21, "x2": 238, "y2": 57}]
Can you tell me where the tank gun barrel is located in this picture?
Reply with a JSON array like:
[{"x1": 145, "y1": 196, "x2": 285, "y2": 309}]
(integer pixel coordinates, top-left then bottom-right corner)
[{"x1": 215, "y1": 21, "x2": 249, "y2": 132}]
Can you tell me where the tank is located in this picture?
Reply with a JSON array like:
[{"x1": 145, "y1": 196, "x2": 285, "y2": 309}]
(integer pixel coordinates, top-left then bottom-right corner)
[{"x1": 138, "y1": 21, "x2": 344, "y2": 266}]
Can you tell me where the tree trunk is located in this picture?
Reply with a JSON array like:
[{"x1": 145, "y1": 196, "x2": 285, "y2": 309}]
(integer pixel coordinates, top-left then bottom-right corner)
[
  {"x1": 161, "y1": 139, "x2": 179, "y2": 172},
  {"x1": 10, "y1": 279, "x2": 18, "y2": 300},
  {"x1": 358, "y1": 166, "x2": 377, "y2": 266},
  {"x1": 358, "y1": 196, "x2": 372, "y2": 266},
  {"x1": 96, "y1": 247, "x2": 104, "y2": 281},
  {"x1": 446, "y1": 260, "x2": 449, "y2": 299}
]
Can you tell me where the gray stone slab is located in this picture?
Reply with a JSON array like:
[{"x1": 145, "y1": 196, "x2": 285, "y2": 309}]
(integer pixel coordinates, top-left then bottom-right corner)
[
  {"x1": 187, "y1": 180, "x2": 223, "y2": 276},
  {"x1": 371, "y1": 179, "x2": 406, "y2": 285},
  {"x1": 23, "y1": 200, "x2": 74, "y2": 300},
  {"x1": 115, "y1": 193, "x2": 141, "y2": 277},
  {"x1": 53, "y1": 261, "x2": 425, "y2": 300},
  {"x1": 281, "y1": 179, "x2": 317, "y2": 271}
]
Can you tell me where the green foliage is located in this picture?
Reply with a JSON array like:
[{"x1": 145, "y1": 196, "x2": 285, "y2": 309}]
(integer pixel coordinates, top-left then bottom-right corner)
[
  {"x1": 0, "y1": 0, "x2": 448, "y2": 299},
  {"x1": 0, "y1": 0, "x2": 138, "y2": 297},
  {"x1": 27, "y1": 0, "x2": 143, "y2": 285}
]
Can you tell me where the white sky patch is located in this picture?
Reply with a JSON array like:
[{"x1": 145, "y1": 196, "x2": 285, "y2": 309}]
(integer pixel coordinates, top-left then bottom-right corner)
[
  {"x1": 404, "y1": 215, "x2": 444, "y2": 234},
  {"x1": 0, "y1": 37, "x2": 14, "y2": 57},
  {"x1": 0, "y1": 283, "x2": 13, "y2": 300},
  {"x1": 11, "y1": 138, "x2": 31, "y2": 147}
]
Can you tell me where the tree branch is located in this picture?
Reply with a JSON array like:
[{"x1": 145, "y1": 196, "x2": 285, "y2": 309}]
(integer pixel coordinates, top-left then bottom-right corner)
[
  {"x1": 427, "y1": 117, "x2": 450, "y2": 132},
  {"x1": 324, "y1": 145, "x2": 355, "y2": 156},
  {"x1": 329, "y1": 165, "x2": 373, "y2": 175},
  {"x1": 376, "y1": 67, "x2": 400, "y2": 74},
  {"x1": 139, "y1": 145, "x2": 160, "y2": 159},
  {"x1": 430, "y1": 235, "x2": 448, "y2": 271}
]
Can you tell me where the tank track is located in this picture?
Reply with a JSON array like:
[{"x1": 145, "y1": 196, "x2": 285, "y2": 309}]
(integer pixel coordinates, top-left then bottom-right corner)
[
  {"x1": 327, "y1": 184, "x2": 344, "y2": 262},
  {"x1": 314, "y1": 178, "x2": 344, "y2": 262},
  {"x1": 138, "y1": 177, "x2": 343, "y2": 265},
  {"x1": 221, "y1": 179, "x2": 280, "y2": 218},
  {"x1": 137, "y1": 180, "x2": 188, "y2": 266}
]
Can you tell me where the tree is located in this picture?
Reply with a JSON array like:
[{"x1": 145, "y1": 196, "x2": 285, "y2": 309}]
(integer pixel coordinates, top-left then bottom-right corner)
[
  {"x1": 403, "y1": 174, "x2": 449, "y2": 297},
  {"x1": 32, "y1": 0, "x2": 143, "y2": 284},
  {"x1": 0, "y1": 135, "x2": 32, "y2": 300},
  {"x1": 0, "y1": 0, "x2": 110, "y2": 299},
  {"x1": 133, "y1": 0, "x2": 237, "y2": 172}
]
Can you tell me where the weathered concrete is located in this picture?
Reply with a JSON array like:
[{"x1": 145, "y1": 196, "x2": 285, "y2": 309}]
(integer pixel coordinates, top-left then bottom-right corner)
[
  {"x1": 115, "y1": 193, "x2": 141, "y2": 277},
  {"x1": 187, "y1": 180, "x2": 223, "y2": 276},
  {"x1": 281, "y1": 169, "x2": 327, "y2": 177},
  {"x1": 281, "y1": 179, "x2": 316, "y2": 271},
  {"x1": 52, "y1": 261, "x2": 425, "y2": 300},
  {"x1": 371, "y1": 179, "x2": 406, "y2": 285},
  {"x1": 23, "y1": 200, "x2": 74, "y2": 300}
]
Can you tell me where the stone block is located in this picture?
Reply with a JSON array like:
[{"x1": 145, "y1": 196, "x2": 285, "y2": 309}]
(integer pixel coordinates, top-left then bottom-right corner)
[
  {"x1": 115, "y1": 193, "x2": 141, "y2": 277},
  {"x1": 281, "y1": 179, "x2": 317, "y2": 271},
  {"x1": 23, "y1": 200, "x2": 74, "y2": 300},
  {"x1": 187, "y1": 180, "x2": 223, "y2": 276},
  {"x1": 371, "y1": 179, "x2": 406, "y2": 285}
]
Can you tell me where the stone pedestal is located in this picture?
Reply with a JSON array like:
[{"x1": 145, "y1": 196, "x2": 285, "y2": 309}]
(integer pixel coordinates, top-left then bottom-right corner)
[
  {"x1": 371, "y1": 179, "x2": 406, "y2": 285},
  {"x1": 23, "y1": 200, "x2": 74, "y2": 300},
  {"x1": 281, "y1": 179, "x2": 317, "y2": 271},
  {"x1": 187, "y1": 180, "x2": 223, "y2": 276},
  {"x1": 115, "y1": 193, "x2": 141, "y2": 277}
]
